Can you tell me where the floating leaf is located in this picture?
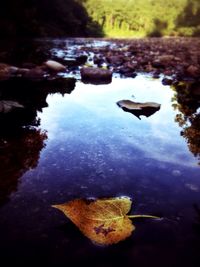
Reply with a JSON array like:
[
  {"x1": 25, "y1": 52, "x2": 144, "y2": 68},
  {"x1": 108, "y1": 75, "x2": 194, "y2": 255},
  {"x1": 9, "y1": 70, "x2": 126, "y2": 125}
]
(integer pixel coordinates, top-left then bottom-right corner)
[
  {"x1": 117, "y1": 100, "x2": 161, "y2": 119},
  {"x1": 52, "y1": 197, "x2": 159, "y2": 245}
]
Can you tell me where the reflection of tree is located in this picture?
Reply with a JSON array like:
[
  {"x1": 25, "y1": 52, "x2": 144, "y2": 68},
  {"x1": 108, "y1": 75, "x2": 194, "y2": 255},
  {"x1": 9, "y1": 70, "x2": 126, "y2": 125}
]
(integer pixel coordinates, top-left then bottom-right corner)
[
  {"x1": 172, "y1": 81, "x2": 200, "y2": 164},
  {"x1": 0, "y1": 77, "x2": 76, "y2": 128},
  {"x1": 0, "y1": 39, "x2": 51, "y2": 66},
  {"x1": 0, "y1": 67, "x2": 76, "y2": 205},
  {"x1": 0, "y1": 128, "x2": 47, "y2": 206}
]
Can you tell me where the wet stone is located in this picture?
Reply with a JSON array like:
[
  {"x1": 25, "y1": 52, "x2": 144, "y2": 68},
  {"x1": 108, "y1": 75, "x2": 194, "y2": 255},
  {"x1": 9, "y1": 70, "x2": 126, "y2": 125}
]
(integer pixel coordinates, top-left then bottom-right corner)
[
  {"x1": 81, "y1": 67, "x2": 112, "y2": 84},
  {"x1": 44, "y1": 60, "x2": 66, "y2": 72},
  {"x1": 117, "y1": 100, "x2": 161, "y2": 119},
  {"x1": 162, "y1": 78, "x2": 173, "y2": 86}
]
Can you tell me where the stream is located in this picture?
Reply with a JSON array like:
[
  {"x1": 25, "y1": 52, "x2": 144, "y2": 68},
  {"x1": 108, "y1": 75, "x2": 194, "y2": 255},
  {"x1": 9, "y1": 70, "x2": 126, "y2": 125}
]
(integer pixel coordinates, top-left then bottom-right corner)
[{"x1": 0, "y1": 39, "x2": 200, "y2": 267}]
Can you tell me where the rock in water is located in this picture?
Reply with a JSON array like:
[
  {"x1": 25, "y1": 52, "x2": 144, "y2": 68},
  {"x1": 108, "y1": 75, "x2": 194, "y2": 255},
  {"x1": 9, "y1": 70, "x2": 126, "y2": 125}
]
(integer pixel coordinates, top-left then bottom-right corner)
[
  {"x1": 0, "y1": 101, "x2": 24, "y2": 113},
  {"x1": 44, "y1": 60, "x2": 66, "y2": 72},
  {"x1": 22, "y1": 67, "x2": 47, "y2": 81},
  {"x1": 0, "y1": 63, "x2": 18, "y2": 80},
  {"x1": 117, "y1": 100, "x2": 161, "y2": 119},
  {"x1": 81, "y1": 67, "x2": 112, "y2": 84}
]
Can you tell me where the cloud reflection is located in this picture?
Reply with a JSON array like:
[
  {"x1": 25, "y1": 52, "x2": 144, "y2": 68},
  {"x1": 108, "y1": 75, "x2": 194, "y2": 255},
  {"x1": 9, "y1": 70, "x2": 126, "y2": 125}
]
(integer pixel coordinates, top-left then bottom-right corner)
[{"x1": 39, "y1": 75, "x2": 198, "y2": 168}]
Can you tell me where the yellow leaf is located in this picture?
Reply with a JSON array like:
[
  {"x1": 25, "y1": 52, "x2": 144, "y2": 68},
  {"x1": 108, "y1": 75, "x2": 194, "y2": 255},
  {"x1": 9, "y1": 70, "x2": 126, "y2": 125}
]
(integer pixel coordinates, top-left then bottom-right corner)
[{"x1": 52, "y1": 197, "x2": 159, "y2": 245}]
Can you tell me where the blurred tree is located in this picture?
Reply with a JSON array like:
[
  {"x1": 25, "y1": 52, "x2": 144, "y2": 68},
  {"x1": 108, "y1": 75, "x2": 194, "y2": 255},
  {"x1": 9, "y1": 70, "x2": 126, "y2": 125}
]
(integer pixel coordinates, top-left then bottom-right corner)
[
  {"x1": 176, "y1": 0, "x2": 200, "y2": 36},
  {"x1": 0, "y1": 0, "x2": 104, "y2": 37},
  {"x1": 83, "y1": 0, "x2": 200, "y2": 37}
]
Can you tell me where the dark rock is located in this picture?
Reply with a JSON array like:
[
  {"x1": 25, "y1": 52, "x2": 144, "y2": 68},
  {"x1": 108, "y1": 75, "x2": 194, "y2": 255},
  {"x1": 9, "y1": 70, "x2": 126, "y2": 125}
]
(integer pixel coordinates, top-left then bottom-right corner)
[
  {"x1": 23, "y1": 67, "x2": 47, "y2": 81},
  {"x1": 94, "y1": 55, "x2": 105, "y2": 66},
  {"x1": 117, "y1": 100, "x2": 161, "y2": 119},
  {"x1": 21, "y1": 63, "x2": 37, "y2": 69},
  {"x1": 119, "y1": 69, "x2": 137, "y2": 78},
  {"x1": 81, "y1": 67, "x2": 112, "y2": 84},
  {"x1": 0, "y1": 100, "x2": 24, "y2": 114},
  {"x1": 162, "y1": 78, "x2": 173, "y2": 85},
  {"x1": 0, "y1": 63, "x2": 18, "y2": 80},
  {"x1": 157, "y1": 55, "x2": 174, "y2": 63},
  {"x1": 76, "y1": 55, "x2": 88, "y2": 65},
  {"x1": 124, "y1": 72, "x2": 137, "y2": 78},
  {"x1": 152, "y1": 61, "x2": 165, "y2": 69},
  {"x1": 61, "y1": 55, "x2": 87, "y2": 68},
  {"x1": 46, "y1": 77, "x2": 76, "y2": 94},
  {"x1": 190, "y1": 82, "x2": 200, "y2": 96},
  {"x1": 106, "y1": 55, "x2": 124, "y2": 65},
  {"x1": 119, "y1": 61, "x2": 137, "y2": 76},
  {"x1": 186, "y1": 65, "x2": 200, "y2": 78},
  {"x1": 16, "y1": 68, "x2": 30, "y2": 76},
  {"x1": 153, "y1": 72, "x2": 160, "y2": 79},
  {"x1": 64, "y1": 58, "x2": 78, "y2": 67}
]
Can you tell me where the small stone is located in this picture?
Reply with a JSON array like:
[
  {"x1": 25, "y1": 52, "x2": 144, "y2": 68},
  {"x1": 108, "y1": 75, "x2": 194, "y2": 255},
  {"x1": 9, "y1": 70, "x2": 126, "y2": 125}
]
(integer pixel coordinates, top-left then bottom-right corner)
[
  {"x1": 117, "y1": 100, "x2": 161, "y2": 119},
  {"x1": 44, "y1": 60, "x2": 66, "y2": 72},
  {"x1": 162, "y1": 78, "x2": 173, "y2": 86}
]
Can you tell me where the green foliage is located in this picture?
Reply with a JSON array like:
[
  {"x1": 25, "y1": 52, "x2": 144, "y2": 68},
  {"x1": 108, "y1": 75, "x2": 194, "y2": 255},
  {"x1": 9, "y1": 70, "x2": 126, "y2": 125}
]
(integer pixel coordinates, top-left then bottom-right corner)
[
  {"x1": 82, "y1": 0, "x2": 200, "y2": 37},
  {"x1": 0, "y1": 0, "x2": 200, "y2": 37}
]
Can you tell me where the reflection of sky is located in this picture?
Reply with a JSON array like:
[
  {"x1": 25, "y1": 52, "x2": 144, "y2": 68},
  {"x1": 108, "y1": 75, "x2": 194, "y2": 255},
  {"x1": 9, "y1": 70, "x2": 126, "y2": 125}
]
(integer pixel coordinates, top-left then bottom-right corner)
[
  {"x1": 1, "y1": 74, "x2": 200, "y2": 267},
  {"x1": 40, "y1": 75, "x2": 197, "y2": 168},
  {"x1": 1, "y1": 41, "x2": 200, "y2": 267}
]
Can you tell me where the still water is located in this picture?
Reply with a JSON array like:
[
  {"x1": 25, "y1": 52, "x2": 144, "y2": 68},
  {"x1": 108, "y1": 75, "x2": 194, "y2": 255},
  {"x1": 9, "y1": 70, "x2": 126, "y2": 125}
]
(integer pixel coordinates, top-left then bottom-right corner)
[{"x1": 0, "y1": 40, "x2": 200, "y2": 267}]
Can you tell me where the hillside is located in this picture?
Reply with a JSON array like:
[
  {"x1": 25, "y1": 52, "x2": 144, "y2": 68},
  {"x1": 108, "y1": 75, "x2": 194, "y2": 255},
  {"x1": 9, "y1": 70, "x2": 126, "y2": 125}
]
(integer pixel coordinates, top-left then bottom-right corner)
[{"x1": 83, "y1": 0, "x2": 200, "y2": 37}]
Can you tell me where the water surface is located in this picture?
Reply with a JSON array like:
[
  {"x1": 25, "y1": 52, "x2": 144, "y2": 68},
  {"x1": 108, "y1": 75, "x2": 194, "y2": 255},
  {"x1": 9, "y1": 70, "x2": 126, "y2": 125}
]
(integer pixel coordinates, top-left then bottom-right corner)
[{"x1": 0, "y1": 40, "x2": 200, "y2": 267}]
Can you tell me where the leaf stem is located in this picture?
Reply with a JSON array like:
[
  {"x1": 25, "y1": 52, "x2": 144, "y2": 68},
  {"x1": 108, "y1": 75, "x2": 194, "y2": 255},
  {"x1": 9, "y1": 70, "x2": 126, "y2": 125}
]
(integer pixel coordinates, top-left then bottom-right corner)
[{"x1": 128, "y1": 214, "x2": 160, "y2": 219}]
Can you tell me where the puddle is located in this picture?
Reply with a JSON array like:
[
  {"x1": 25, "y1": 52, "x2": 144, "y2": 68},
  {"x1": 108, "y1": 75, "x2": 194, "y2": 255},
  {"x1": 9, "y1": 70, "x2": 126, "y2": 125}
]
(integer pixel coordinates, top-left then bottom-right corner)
[{"x1": 0, "y1": 40, "x2": 200, "y2": 267}]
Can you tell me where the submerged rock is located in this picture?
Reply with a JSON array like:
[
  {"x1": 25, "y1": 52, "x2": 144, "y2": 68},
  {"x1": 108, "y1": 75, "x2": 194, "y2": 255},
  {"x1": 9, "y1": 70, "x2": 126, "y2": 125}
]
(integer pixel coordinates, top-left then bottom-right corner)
[
  {"x1": 81, "y1": 67, "x2": 112, "y2": 84},
  {"x1": 117, "y1": 100, "x2": 161, "y2": 119}
]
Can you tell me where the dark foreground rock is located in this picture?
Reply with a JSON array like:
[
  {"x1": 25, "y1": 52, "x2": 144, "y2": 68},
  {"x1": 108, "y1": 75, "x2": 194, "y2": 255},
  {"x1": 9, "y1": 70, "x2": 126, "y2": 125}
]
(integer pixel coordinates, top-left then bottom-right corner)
[
  {"x1": 81, "y1": 67, "x2": 112, "y2": 84},
  {"x1": 0, "y1": 76, "x2": 76, "y2": 127},
  {"x1": 117, "y1": 100, "x2": 161, "y2": 119},
  {"x1": 0, "y1": 59, "x2": 67, "y2": 81},
  {"x1": 0, "y1": 101, "x2": 24, "y2": 114}
]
